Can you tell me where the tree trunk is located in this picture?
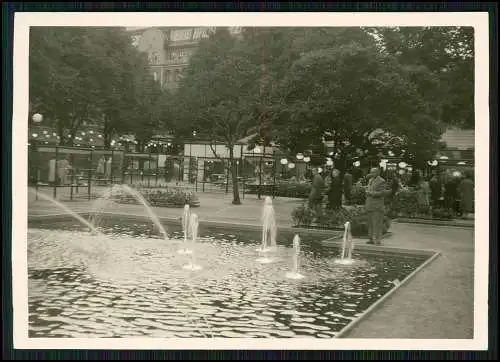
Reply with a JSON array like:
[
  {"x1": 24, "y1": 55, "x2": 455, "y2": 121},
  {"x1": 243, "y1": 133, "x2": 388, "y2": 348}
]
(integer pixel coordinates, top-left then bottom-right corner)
[
  {"x1": 103, "y1": 118, "x2": 111, "y2": 149},
  {"x1": 229, "y1": 146, "x2": 241, "y2": 205},
  {"x1": 57, "y1": 122, "x2": 65, "y2": 146}
]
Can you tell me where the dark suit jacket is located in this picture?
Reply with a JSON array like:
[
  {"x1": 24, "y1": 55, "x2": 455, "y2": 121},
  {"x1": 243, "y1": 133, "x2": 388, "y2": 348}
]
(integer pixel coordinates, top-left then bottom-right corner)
[{"x1": 365, "y1": 176, "x2": 390, "y2": 212}]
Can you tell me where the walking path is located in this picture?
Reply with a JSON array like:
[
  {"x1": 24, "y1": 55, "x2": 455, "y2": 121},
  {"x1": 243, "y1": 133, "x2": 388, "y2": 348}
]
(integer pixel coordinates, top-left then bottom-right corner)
[{"x1": 27, "y1": 191, "x2": 475, "y2": 339}]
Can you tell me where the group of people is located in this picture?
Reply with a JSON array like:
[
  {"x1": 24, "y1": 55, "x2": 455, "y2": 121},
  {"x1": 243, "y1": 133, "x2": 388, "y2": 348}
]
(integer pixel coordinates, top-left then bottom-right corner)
[
  {"x1": 306, "y1": 164, "x2": 475, "y2": 246},
  {"x1": 309, "y1": 166, "x2": 390, "y2": 245},
  {"x1": 307, "y1": 167, "x2": 354, "y2": 210}
]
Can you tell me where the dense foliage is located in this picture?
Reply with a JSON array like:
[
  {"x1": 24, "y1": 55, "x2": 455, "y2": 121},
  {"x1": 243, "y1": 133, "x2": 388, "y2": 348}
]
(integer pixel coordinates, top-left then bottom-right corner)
[{"x1": 29, "y1": 27, "x2": 169, "y2": 149}]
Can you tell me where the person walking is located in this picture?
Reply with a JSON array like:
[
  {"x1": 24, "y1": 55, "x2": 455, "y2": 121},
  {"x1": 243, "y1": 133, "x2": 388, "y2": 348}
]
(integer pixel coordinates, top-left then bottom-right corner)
[{"x1": 365, "y1": 167, "x2": 391, "y2": 245}]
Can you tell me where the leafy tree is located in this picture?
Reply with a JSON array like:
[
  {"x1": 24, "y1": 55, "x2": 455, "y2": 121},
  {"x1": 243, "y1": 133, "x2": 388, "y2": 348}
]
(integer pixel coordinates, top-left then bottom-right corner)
[
  {"x1": 30, "y1": 27, "x2": 102, "y2": 144},
  {"x1": 29, "y1": 27, "x2": 169, "y2": 148},
  {"x1": 174, "y1": 28, "x2": 259, "y2": 204},
  {"x1": 273, "y1": 42, "x2": 444, "y2": 190},
  {"x1": 368, "y1": 26, "x2": 474, "y2": 129}
]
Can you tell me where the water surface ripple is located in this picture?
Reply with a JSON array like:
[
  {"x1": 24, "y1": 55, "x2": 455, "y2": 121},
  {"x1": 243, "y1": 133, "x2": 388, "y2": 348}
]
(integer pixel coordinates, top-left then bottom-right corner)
[{"x1": 28, "y1": 220, "x2": 426, "y2": 338}]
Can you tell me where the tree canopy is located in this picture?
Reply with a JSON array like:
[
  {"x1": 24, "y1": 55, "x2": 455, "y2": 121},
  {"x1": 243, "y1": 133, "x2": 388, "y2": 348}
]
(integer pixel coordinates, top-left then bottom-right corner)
[
  {"x1": 29, "y1": 26, "x2": 168, "y2": 148},
  {"x1": 174, "y1": 28, "x2": 260, "y2": 204},
  {"x1": 367, "y1": 26, "x2": 474, "y2": 129}
]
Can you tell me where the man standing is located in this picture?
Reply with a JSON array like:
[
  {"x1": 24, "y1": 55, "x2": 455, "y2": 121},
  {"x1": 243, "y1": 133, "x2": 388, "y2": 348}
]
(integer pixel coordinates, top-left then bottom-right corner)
[
  {"x1": 365, "y1": 167, "x2": 390, "y2": 245},
  {"x1": 308, "y1": 167, "x2": 325, "y2": 209},
  {"x1": 343, "y1": 170, "x2": 353, "y2": 204}
]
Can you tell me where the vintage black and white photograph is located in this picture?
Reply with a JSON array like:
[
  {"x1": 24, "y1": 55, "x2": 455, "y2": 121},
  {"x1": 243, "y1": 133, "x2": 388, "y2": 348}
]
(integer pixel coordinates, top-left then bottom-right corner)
[{"x1": 12, "y1": 12, "x2": 489, "y2": 350}]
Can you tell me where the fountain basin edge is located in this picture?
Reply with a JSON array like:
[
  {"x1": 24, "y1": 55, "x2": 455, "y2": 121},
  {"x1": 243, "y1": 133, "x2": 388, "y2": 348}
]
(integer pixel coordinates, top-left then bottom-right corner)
[{"x1": 334, "y1": 249, "x2": 441, "y2": 338}]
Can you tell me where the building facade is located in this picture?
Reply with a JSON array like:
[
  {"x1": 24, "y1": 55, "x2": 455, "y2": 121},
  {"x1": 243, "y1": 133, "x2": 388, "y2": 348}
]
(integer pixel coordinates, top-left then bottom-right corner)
[{"x1": 127, "y1": 27, "x2": 242, "y2": 90}]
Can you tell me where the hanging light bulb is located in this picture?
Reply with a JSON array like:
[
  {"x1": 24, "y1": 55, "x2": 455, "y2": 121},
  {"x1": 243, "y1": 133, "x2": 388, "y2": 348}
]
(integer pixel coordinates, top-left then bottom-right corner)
[
  {"x1": 81, "y1": 132, "x2": 86, "y2": 136},
  {"x1": 89, "y1": 130, "x2": 94, "y2": 134},
  {"x1": 32, "y1": 133, "x2": 38, "y2": 138},
  {"x1": 32, "y1": 113, "x2": 43, "y2": 123}
]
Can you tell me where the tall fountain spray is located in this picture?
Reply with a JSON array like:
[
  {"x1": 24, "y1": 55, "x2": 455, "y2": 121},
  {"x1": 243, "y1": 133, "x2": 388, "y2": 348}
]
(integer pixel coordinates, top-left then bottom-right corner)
[
  {"x1": 256, "y1": 197, "x2": 277, "y2": 264},
  {"x1": 183, "y1": 213, "x2": 202, "y2": 271},
  {"x1": 178, "y1": 204, "x2": 193, "y2": 254},
  {"x1": 286, "y1": 234, "x2": 305, "y2": 279},
  {"x1": 336, "y1": 221, "x2": 355, "y2": 265}
]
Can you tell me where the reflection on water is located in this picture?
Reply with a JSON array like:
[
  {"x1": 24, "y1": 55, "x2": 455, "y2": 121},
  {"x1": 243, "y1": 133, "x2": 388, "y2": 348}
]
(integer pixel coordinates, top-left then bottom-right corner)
[{"x1": 28, "y1": 219, "x2": 426, "y2": 338}]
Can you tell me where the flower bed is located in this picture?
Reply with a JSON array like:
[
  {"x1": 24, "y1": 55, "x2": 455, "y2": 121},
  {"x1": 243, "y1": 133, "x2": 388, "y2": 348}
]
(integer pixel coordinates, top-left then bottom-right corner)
[
  {"x1": 111, "y1": 187, "x2": 200, "y2": 208},
  {"x1": 345, "y1": 184, "x2": 366, "y2": 205},
  {"x1": 292, "y1": 204, "x2": 391, "y2": 238},
  {"x1": 391, "y1": 189, "x2": 453, "y2": 220},
  {"x1": 245, "y1": 181, "x2": 311, "y2": 199}
]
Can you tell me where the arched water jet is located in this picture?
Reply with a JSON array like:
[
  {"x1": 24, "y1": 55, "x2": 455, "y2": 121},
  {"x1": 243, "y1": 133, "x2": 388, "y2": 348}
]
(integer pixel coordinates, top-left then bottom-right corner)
[
  {"x1": 119, "y1": 185, "x2": 169, "y2": 240},
  {"x1": 28, "y1": 188, "x2": 100, "y2": 234}
]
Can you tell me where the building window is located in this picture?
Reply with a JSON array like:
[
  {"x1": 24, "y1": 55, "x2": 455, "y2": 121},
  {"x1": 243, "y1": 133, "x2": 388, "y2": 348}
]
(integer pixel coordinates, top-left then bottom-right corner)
[
  {"x1": 175, "y1": 69, "x2": 181, "y2": 82},
  {"x1": 153, "y1": 72, "x2": 158, "y2": 82}
]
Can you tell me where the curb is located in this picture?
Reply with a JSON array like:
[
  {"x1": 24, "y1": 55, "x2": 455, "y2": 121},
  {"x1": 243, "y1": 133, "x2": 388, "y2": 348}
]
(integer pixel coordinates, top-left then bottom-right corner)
[{"x1": 394, "y1": 218, "x2": 474, "y2": 228}]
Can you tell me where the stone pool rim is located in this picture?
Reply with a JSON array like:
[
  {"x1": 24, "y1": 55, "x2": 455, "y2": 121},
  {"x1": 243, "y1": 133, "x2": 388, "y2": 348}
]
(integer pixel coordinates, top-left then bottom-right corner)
[{"x1": 27, "y1": 211, "x2": 442, "y2": 339}]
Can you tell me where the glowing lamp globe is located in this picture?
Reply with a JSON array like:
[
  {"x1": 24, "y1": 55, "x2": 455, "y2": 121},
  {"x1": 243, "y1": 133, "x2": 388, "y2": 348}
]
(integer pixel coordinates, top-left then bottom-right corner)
[
  {"x1": 288, "y1": 162, "x2": 295, "y2": 169},
  {"x1": 32, "y1": 113, "x2": 43, "y2": 123},
  {"x1": 280, "y1": 158, "x2": 288, "y2": 165},
  {"x1": 326, "y1": 159, "x2": 334, "y2": 166},
  {"x1": 353, "y1": 161, "x2": 361, "y2": 167}
]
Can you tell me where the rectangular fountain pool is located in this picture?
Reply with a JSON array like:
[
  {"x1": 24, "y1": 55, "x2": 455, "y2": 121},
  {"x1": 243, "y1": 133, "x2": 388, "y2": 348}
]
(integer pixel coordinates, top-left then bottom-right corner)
[{"x1": 27, "y1": 215, "x2": 435, "y2": 339}]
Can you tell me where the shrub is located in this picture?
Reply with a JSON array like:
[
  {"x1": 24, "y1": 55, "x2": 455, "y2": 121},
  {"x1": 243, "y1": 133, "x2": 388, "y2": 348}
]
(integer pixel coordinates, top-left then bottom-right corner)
[
  {"x1": 112, "y1": 187, "x2": 199, "y2": 208},
  {"x1": 291, "y1": 203, "x2": 315, "y2": 226},
  {"x1": 431, "y1": 207, "x2": 454, "y2": 220},
  {"x1": 246, "y1": 181, "x2": 311, "y2": 199},
  {"x1": 347, "y1": 184, "x2": 366, "y2": 205},
  {"x1": 291, "y1": 204, "x2": 391, "y2": 237},
  {"x1": 391, "y1": 188, "x2": 432, "y2": 218}
]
